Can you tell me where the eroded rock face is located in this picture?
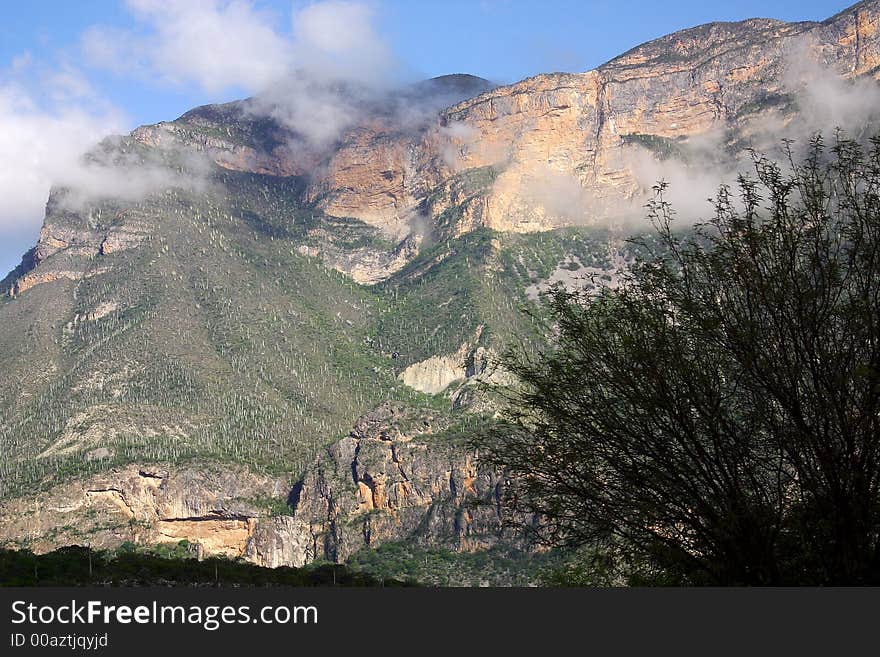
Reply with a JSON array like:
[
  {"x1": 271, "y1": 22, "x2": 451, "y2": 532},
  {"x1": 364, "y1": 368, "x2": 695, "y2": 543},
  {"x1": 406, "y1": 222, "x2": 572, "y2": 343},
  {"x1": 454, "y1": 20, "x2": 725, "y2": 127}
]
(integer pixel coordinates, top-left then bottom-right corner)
[
  {"x1": 279, "y1": 402, "x2": 509, "y2": 565},
  {"x1": 0, "y1": 403, "x2": 511, "y2": 568},
  {"x1": 302, "y1": 228, "x2": 421, "y2": 285},
  {"x1": 11, "y1": 270, "x2": 88, "y2": 297},
  {"x1": 405, "y1": 9, "x2": 879, "y2": 233},
  {"x1": 398, "y1": 334, "x2": 477, "y2": 395},
  {"x1": 3, "y1": 196, "x2": 153, "y2": 298},
  {"x1": 122, "y1": 4, "x2": 880, "y2": 240},
  {"x1": 397, "y1": 325, "x2": 513, "y2": 406},
  {"x1": 0, "y1": 465, "x2": 293, "y2": 559},
  {"x1": 7, "y1": 4, "x2": 880, "y2": 298}
]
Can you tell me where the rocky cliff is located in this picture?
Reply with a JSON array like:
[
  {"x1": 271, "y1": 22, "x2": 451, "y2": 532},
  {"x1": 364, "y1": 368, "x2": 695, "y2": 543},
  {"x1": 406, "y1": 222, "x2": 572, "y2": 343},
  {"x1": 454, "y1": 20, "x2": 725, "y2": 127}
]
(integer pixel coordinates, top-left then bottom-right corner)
[
  {"x1": 119, "y1": 2, "x2": 880, "y2": 245},
  {"x1": 0, "y1": 403, "x2": 510, "y2": 568},
  {"x1": 7, "y1": 3, "x2": 880, "y2": 300},
  {"x1": 1, "y1": 1, "x2": 880, "y2": 575},
  {"x1": 272, "y1": 402, "x2": 510, "y2": 566}
]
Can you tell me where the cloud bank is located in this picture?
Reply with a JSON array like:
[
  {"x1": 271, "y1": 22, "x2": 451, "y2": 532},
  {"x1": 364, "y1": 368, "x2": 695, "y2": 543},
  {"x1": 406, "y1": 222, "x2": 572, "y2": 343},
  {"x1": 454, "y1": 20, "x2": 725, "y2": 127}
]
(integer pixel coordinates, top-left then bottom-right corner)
[
  {"x1": 84, "y1": 0, "x2": 399, "y2": 149},
  {"x1": 1, "y1": 0, "x2": 399, "y2": 273},
  {"x1": 619, "y1": 49, "x2": 880, "y2": 227},
  {"x1": 0, "y1": 76, "x2": 125, "y2": 235}
]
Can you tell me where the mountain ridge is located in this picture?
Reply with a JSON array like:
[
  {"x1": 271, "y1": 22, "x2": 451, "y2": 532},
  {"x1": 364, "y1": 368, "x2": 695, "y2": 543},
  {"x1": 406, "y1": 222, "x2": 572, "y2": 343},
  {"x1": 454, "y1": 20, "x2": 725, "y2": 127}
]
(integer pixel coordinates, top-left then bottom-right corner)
[{"x1": 1, "y1": 0, "x2": 879, "y2": 579}]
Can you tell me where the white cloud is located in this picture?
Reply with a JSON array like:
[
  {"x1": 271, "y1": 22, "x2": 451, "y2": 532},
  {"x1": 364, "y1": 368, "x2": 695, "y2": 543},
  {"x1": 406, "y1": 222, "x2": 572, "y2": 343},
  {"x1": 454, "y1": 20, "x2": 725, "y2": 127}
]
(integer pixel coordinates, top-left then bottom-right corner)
[
  {"x1": 83, "y1": 0, "x2": 401, "y2": 148},
  {"x1": 250, "y1": 75, "x2": 368, "y2": 149},
  {"x1": 295, "y1": 1, "x2": 374, "y2": 53},
  {"x1": 439, "y1": 121, "x2": 479, "y2": 168},
  {"x1": 84, "y1": 0, "x2": 294, "y2": 94},
  {"x1": 292, "y1": 1, "x2": 392, "y2": 83},
  {"x1": 783, "y1": 45, "x2": 880, "y2": 138},
  {"x1": 45, "y1": 64, "x2": 100, "y2": 104},
  {"x1": 82, "y1": 0, "x2": 394, "y2": 96},
  {"x1": 0, "y1": 78, "x2": 125, "y2": 234},
  {"x1": 247, "y1": 1, "x2": 403, "y2": 149},
  {"x1": 0, "y1": 59, "x2": 215, "y2": 256}
]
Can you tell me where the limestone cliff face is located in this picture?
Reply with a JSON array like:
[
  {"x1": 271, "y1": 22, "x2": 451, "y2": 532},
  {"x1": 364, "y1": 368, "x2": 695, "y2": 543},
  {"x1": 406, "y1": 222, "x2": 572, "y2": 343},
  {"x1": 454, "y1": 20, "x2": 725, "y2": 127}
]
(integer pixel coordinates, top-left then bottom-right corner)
[
  {"x1": 277, "y1": 402, "x2": 509, "y2": 566},
  {"x1": 295, "y1": 2, "x2": 880, "y2": 235},
  {"x1": 0, "y1": 403, "x2": 511, "y2": 567},
  {"x1": 10, "y1": 2, "x2": 880, "y2": 299},
  {"x1": 396, "y1": 325, "x2": 514, "y2": 415},
  {"x1": 4, "y1": 192, "x2": 154, "y2": 298},
  {"x1": 0, "y1": 464, "x2": 293, "y2": 559},
  {"x1": 114, "y1": 2, "x2": 880, "y2": 245}
]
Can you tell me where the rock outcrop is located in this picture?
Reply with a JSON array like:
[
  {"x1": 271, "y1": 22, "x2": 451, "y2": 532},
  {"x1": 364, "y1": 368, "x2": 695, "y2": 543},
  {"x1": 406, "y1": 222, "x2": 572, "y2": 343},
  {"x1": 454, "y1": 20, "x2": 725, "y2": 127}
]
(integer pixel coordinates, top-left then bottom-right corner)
[
  {"x1": 397, "y1": 325, "x2": 513, "y2": 411},
  {"x1": 0, "y1": 464, "x2": 293, "y2": 558},
  {"x1": 126, "y1": 2, "x2": 880, "y2": 242},
  {"x1": 0, "y1": 403, "x2": 511, "y2": 567},
  {"x1": 3, "y1": 196, "x2": 154, "y2": 297},
  {"x1": 276, "y1": 402, "x2": 509, "y2": 565}
]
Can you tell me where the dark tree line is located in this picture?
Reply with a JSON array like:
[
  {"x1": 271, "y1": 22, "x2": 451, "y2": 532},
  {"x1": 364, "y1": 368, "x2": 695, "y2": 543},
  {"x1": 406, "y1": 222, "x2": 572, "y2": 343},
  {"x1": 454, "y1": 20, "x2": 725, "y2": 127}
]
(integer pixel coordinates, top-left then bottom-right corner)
[
  {"x1": 481, "y1": 134, "x2": 880, "y2": 585},
  {"x1": 0, "y1": 546, "x2": 408, "y2": 587}
]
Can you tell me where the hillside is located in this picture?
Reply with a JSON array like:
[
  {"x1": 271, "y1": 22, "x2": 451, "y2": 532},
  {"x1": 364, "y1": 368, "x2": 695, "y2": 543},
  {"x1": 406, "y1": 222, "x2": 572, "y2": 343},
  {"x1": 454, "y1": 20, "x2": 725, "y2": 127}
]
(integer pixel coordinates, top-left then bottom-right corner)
[{"x1": 1, "y1": 1, "x2": 879, "y2": 579}]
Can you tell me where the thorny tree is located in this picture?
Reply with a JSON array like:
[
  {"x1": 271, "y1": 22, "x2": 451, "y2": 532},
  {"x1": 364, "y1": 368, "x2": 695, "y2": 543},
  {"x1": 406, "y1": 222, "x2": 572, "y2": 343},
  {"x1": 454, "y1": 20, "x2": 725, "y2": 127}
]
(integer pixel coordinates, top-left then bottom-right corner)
[{"x1": 482, "y1": 134, "x2": 880, "y2": 584}]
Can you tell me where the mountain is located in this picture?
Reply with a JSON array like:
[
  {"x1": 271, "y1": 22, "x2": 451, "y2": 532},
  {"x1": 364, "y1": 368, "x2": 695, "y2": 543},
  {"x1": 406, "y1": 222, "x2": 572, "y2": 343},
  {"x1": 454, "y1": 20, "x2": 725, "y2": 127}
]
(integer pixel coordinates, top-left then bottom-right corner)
[{"x1": 1, "y1": 1, "x2": 879, "y2": 583}]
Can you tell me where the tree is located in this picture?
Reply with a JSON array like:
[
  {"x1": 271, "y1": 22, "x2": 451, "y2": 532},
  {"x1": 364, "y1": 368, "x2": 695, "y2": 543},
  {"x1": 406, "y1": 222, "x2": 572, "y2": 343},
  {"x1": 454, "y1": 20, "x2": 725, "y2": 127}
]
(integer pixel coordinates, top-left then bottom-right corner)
[{"x1": 481, "y1": 134, "x2": 880, "y2": 585}]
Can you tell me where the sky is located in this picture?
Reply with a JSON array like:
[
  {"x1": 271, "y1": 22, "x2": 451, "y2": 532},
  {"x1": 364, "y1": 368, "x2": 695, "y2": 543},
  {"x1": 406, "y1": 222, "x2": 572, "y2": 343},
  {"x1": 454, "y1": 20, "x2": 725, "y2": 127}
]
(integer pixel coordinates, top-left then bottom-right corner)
[{"x1": 0, "y1": 0, "x2": 854, "y2": 276}]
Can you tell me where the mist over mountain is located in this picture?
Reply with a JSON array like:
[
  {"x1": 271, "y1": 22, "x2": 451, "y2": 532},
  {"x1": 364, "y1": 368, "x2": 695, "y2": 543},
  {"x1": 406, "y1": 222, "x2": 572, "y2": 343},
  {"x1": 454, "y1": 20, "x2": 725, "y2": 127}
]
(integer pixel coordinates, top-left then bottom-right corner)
[{"x1": 1, "y1": 0, "x2": 879, "y2": 584}]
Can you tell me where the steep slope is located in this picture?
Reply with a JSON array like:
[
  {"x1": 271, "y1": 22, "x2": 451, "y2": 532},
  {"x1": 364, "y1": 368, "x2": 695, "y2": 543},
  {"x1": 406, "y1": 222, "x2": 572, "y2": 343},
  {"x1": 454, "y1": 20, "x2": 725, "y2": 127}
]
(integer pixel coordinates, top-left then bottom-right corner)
[
  {"x1": 2, "y1": 1, "x2": 880, "y2": 572},
  {"x1": 0, "y1": 159, "x2": 409, "y2": 499}
]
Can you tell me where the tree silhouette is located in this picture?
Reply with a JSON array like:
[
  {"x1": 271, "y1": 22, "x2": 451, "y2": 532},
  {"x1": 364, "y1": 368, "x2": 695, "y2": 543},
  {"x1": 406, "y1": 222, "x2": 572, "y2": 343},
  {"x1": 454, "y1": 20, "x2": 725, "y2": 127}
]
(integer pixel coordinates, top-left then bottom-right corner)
[{"x1": 483, "y1": 134, "x2": 880, "y2": 585}]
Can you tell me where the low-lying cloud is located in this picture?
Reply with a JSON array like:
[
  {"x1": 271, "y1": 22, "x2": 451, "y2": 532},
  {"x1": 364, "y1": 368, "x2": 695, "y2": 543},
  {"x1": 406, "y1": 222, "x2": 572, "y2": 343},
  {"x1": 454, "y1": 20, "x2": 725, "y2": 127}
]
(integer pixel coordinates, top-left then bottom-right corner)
[
  {"x1": 0, "y1": 79, "x2": 125, "y2": 233},
  {"x1": 620, "y1": 46, "x2": 880, "y2": 227},
  {"x1": 57, "y1": 139, "x2": 214, "y2": 212},
  {"x1": 0, "y1": 67, "x2": 213, "y2": 242},
  {"x1": 85, "y1": 0, "x2": 401, "y2": 150},
  {"x1": 1, "y1": 0, "x2": 404, "y2": 273}
]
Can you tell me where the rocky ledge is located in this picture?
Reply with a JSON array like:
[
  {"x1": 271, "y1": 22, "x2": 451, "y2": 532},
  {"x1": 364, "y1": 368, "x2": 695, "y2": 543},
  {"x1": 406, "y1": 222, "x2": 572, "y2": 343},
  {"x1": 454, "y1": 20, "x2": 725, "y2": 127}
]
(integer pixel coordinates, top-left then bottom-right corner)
[{"x1": 0, "y1": 402, "x2": 513, "y2": 567}]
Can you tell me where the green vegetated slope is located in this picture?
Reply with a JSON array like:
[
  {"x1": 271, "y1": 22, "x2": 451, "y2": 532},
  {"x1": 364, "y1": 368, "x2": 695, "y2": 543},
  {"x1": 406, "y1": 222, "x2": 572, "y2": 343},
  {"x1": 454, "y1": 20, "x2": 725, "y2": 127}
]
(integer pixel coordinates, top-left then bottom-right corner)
[
  {"x1": 346, "y1": 541, "x2": 568, "y2": 587},
  {"x1": 0, "y1": 155, "x2": 640, "y2": 500},
  {"x1": 0, "y1": 171, "x2": 394, "y2": 497}
]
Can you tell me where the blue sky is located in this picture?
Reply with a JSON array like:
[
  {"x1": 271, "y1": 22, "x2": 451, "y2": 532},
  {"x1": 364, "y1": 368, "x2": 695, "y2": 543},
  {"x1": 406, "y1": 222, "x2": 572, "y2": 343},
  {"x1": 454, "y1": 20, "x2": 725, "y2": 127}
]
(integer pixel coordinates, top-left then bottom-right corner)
[{"x1": 0, "y1": 0, "x2": 853, "y2": 276}]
